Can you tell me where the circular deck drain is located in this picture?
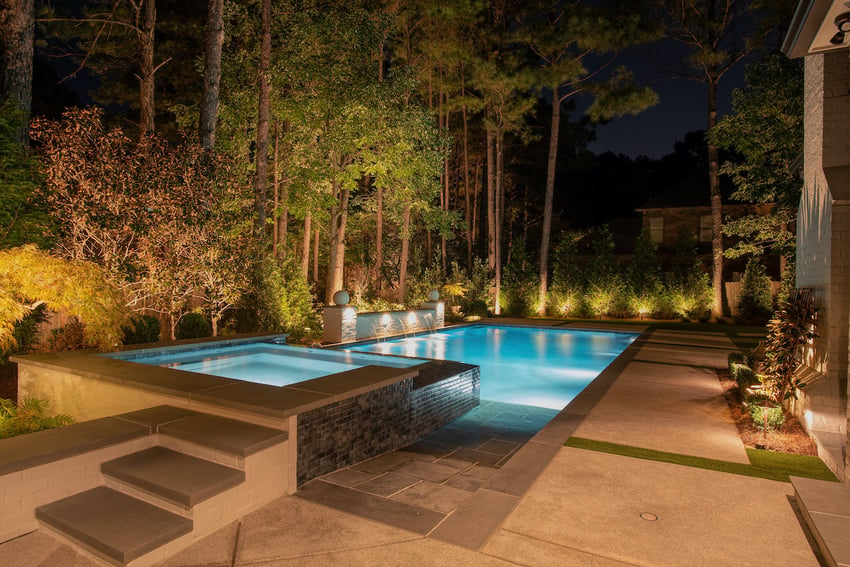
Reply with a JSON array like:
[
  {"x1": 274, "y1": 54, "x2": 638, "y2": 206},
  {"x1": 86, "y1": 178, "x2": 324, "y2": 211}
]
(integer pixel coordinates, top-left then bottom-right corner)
[{"x1": 640, "y1": 512, "x2": 658, "y2": 521}]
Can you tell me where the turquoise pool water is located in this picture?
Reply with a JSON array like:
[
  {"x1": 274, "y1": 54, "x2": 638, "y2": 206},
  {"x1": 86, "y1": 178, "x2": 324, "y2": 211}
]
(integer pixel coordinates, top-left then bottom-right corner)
[
  {"x1": 102, "y1": 342, "x2": 423, "y2": 387},
  {"x1": 347, "y1": 325, "x2": 637, "y2": 410}
]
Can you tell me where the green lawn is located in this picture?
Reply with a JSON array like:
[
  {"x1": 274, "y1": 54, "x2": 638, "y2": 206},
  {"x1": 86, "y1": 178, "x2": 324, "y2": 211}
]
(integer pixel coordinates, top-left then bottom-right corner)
[{"x1": 565, "y1": 437, "x2": 836, "y2": 483}]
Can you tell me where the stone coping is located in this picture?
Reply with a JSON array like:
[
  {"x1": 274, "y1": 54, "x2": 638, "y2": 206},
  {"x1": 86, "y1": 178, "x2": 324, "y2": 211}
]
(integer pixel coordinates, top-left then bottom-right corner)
[
  {"x1": 0, "y1": 405, "x2": 288, "y2": 476},
  {"x1": 11, "y1": 335, "x2": 424, "y2": 420}
]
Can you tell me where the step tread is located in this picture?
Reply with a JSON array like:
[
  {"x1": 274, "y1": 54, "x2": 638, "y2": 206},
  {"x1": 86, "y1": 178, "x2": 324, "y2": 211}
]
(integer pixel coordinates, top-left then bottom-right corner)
[
  {"x1": 36, "y1": 486, "x2": 192, "y2": 564},
  {"x1": 159, "y1": 413, "x2": 288, "y2": 457},
  {"x1": 102, "y1": 446, "x2": 245, "y2": 507}
]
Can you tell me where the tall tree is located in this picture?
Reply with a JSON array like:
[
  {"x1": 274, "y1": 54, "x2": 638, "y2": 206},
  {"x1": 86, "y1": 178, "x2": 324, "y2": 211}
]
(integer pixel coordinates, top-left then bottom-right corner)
[
  {"x1": 709, "y1": 52, "x2": 802, "y2": 270},
  {"x1": 0, "y1": 0, "x2": 34, "y2": 146},
  {"x1": 523, "y1": 1, "x2": 657, "y2": 315},
  {"x1": 660, "y1": 0, "x2": 769, "y2": 318},
  {"x1": 199, "y1": 0, "x2": 224, "y2": 150},
  {"x1": 253, "y1": 0, "x2": 271, "y2": 233}
]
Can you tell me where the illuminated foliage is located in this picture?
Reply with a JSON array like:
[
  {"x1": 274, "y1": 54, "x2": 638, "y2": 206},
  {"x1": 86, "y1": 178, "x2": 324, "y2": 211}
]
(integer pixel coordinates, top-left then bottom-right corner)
[{"x1": 0, "y1": 245, "x2": 126, "y2": 351}]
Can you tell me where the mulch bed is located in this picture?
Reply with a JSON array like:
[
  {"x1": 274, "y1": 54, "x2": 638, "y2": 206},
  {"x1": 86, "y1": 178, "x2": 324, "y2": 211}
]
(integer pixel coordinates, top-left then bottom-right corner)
[{"x1": 718, "y1": 369, "x2": 817, "y2": 456}]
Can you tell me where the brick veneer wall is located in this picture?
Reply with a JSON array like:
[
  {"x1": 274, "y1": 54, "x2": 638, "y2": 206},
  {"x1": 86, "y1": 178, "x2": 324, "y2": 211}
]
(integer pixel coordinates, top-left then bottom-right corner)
[
  {"x1": 795, "y1": 50, "x2": 850, "y2": 480},
  {"x1": 296, "y1": 365, "x2": 480, "y2": 484}
]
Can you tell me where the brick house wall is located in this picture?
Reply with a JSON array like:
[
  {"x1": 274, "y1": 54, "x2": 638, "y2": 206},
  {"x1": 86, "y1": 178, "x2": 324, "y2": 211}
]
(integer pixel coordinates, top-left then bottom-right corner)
[{"x1": 795, "y1": 50, "x2": 850, "y2": 480}]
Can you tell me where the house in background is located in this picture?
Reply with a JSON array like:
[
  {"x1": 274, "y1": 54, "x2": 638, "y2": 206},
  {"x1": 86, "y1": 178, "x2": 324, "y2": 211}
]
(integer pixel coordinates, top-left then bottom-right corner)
[
  {"x1": 784, "y1": 0, "x2": 850, "y2": 482},
  {"x1": 635, "y1": 185, "x2": 778, "y2": 316}
]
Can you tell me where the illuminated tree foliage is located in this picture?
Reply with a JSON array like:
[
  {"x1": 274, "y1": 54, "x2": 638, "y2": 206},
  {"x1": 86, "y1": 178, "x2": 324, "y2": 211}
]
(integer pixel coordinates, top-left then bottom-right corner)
[
  {"x1": 31, "y1": 108, "x2": 250, "y2": 338},
  {"x1": 0, "y1": 245, "x2": 126, "y2": 351}
]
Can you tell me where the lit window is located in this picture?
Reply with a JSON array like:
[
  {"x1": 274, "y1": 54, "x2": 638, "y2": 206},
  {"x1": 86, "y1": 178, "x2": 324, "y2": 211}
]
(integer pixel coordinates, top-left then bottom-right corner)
[
  {"x1": 699, "y1": 215, "x2": 712, "y2": 242},
  {"x1": 649, "y1": 217, "x2": 663, "y2": 243}
]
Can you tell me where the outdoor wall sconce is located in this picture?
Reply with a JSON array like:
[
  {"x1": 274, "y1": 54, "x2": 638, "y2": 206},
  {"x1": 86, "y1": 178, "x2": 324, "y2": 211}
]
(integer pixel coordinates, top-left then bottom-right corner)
[{"x1": 830, "y1": 12, "x2": 850, "y2": 45}]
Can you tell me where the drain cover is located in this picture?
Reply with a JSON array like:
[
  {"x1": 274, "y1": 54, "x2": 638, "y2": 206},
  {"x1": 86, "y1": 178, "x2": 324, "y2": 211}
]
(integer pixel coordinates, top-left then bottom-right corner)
[{"x1": 640, "y1": 512, "x2": 658, "y2": 521}]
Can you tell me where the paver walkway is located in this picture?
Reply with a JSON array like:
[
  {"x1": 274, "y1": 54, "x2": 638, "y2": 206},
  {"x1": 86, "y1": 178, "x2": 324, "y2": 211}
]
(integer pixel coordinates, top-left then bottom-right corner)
[{"x1": 0, "y1": 323, "x2": 824, "y2": 566}]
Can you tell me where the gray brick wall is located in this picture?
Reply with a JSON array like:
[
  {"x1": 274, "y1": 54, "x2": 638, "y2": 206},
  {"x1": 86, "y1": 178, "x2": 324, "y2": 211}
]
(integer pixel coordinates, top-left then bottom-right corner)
[{"x1": 795, "y1": 51, "x2": 850, "y2": 479}]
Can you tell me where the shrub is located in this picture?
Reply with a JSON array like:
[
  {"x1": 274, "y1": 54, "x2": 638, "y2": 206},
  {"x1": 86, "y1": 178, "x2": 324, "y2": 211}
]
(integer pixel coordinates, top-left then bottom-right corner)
[
  {"x1": 0, "y1": 397, "x2": 75, "y2": 438},
  {"x1": 760, "y1": 290, "x2": 817, "y2": 401},
  {"x1": 728, "y1": 351, "x2": 746, "y2": 366},
  {"x1": 663, "y1": 231, "x2": 712, "y2": 320},
  {"x1": 585, "y1": 226, "x2": 625, "y2": 318},
  {"x1": 46, "y1": 318, "x2": 95, "y2": 351},
  {"x1": 730, "y1": 362, "x2": 757, "y2": 388},
  {"x1": 748, "y1": 403, "x2": 785, "y2": 432},
  {"x1": 122, "y1": 315, "x2": 161, "y2": 345},
  {"x1": 502, "y1": 237, "x2": 537, "y2": 317},
  {"x1": 175, "y1": 312, "x2": 212, "y2": 340},
  {"x1": 253, "y1": 255, "x2": 321, "y2": 340},
  {"x1": 737, "y1": 258, "x2": 773, "y2": 323},
  {"x1": 549, "y1": 231, "x2": 585, "y2": 317},
  {"x1": 626, "y1": 229, "x2": 662, "y2": 318}
]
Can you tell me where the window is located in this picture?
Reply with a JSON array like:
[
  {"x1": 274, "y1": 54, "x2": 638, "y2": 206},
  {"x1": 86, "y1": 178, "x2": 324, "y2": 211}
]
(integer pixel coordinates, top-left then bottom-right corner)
[
  {"x1": 649, "y1": 217, "x2": 663, "y2": 243},
  {"x1": 699, "y1": 215, "x2": 712, "y2": 242}
]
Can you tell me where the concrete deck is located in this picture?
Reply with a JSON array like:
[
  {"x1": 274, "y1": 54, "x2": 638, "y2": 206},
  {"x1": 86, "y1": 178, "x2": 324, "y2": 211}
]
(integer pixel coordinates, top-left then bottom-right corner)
[{"x1": 0, "y1": 324, "x2": 826, "y2": 566}]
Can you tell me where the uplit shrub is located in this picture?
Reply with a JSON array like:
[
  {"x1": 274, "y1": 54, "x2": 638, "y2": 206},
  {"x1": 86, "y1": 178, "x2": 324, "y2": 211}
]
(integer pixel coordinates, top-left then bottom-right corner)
[
  {"x1": 549, "y1": 231, "x2": 585, "y2": 317},
  {"x1": 663, "y1": 230, "x2": 712, "y2": 320},
  {"x1": 737, "y1": 258, "x2": 773, "y2": 323},
  {"x1": 584, "y1": 226, "x2": 625, "y2": 318},
  {"x1": 748, "y1": 403, "x2": 785, "y2": 432},
  {"x1": 253, "y1": 255, "x2": 321, "y2": 340},
  {"x1": 731, "y1": 362, "x2": 757, "y2": 388},
  {"x1": 626, "y1": 230, "x2": 662, "y2": 318},
  {"x1": 502, "y1": 237, "x2": 537, "y2": 317}
]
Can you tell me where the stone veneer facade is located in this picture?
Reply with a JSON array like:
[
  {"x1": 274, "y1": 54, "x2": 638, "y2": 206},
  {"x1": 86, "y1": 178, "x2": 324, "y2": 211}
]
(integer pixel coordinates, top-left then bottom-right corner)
[
  {"x1": 795, "y1": 50, "x2": 850, "y2": 481},
  {"x1": 296, "y1": 365, "x2": 479, "y2": 484}
]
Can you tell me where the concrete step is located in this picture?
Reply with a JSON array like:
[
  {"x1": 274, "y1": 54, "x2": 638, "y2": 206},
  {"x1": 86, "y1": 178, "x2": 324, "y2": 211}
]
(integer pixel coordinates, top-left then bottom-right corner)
[
  {"x1": 102, "y1": 446, "x2": 245, "y2": 509},
  {"x1": 157, "y1": 412, "x2": 289, "y2": 458},
  {"x1": 791, "y1": 476, "x2": 850, "y2": 567},
  {"x1": 35, "y1": 486, "x2": 192, "y2": 566}
]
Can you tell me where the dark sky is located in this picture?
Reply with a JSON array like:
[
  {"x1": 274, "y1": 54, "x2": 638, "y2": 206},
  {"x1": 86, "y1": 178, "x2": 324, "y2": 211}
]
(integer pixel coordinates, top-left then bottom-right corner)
[{"x1": 583, "y1": 38, "x2": 749, "y2": 160}]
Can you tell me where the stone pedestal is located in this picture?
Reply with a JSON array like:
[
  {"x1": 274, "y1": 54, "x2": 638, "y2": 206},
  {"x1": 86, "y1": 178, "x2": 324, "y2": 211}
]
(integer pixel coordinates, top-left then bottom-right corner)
[{"x1": 322, "y1": 305, "x2": 358, "y2": 344}]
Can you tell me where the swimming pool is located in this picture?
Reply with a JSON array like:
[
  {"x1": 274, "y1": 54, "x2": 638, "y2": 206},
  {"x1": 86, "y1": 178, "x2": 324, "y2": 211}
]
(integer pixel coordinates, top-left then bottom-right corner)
[
  {"x1": 347, "y1": 325, "x2": 637, "y2": 409},
  {"x1": 102, "y1": 341, "x2": 424, "y2": 387}
]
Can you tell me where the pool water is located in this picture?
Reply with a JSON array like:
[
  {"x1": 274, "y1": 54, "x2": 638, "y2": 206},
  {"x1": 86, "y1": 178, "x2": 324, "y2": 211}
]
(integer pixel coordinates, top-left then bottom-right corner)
[
  {"x1": 347, "y1": 325, "x2": 636, "y2": 410},
  {"x1": 103, "y1": 342, "x2": 423, "y2": 387}
]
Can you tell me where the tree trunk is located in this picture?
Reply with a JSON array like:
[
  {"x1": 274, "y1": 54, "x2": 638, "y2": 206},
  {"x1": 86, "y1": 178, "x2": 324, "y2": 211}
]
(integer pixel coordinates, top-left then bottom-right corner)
[
  {"x1": 441, "y1": 82, "x2": 448, "y2": 275},
  {"x1": 301, "y1": 214, "x2": 312, "y2": 279},
  {"x1": 538, "y1": 85, "x2": 561, "y2": 315},
  {"x1": 199, "y1": 0, "x2": 223, "y2": 150},
  {"x1": 494, "y1": 128, "x2": 504, "y2": 315},
  {"x1": 326, "y1": 180, "x2": 350, "y2": 303},
  {"x1": 0, "y1": 0, "x2": 33, "y2": 147},
  {"x1": 462, "y1": 73, "x2": 472, "y2": 270},
  {"x1": 138, "y1": 0, "x2": 156, "y2": 138},
  {"x1": 708, "y1": 78, "x2": 723, "y2": 319},
  {"x1": 312, "y1": 228, "x2": 319, "y2": 283},
  {"x1": 398, "y1": 204, "x2": 411, "y2": 302},
  {"x1": 375, "y1": 184, "x2": 383, "y2": 294},
  {"x1": 486, "y1": 124, "x2": 496, "y2": 307},
  {"x1": 253, "y1": 0, "x2": 271, "y2": 233}
]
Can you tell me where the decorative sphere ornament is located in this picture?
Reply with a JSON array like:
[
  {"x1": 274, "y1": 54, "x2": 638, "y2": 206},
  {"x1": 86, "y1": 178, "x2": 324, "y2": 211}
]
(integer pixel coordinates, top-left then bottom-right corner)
[
  {"x1": 428, "y1": 289, "x2": 440, "y2": 301},
  {"x1": 332, "y1": 290, "x2": 350, "y2": 306}
]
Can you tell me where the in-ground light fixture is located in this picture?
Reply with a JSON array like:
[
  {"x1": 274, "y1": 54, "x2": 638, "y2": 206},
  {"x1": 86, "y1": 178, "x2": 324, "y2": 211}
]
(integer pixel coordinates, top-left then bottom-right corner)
[{"x1": 830, "y1": 11, "x2": 850, "y2": 45}]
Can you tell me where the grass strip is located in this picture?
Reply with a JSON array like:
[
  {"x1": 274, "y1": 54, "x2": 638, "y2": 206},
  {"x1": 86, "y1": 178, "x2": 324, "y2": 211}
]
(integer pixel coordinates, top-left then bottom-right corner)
[{"x1": 565, "y1": 437, "x2": 836, "y2": 483}]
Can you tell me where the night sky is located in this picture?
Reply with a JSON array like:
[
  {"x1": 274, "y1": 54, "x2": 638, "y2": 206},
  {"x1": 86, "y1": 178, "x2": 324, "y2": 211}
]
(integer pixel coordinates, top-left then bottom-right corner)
[{"x1": 585, "y1": 38, "x2": 750, "y2": 159}]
